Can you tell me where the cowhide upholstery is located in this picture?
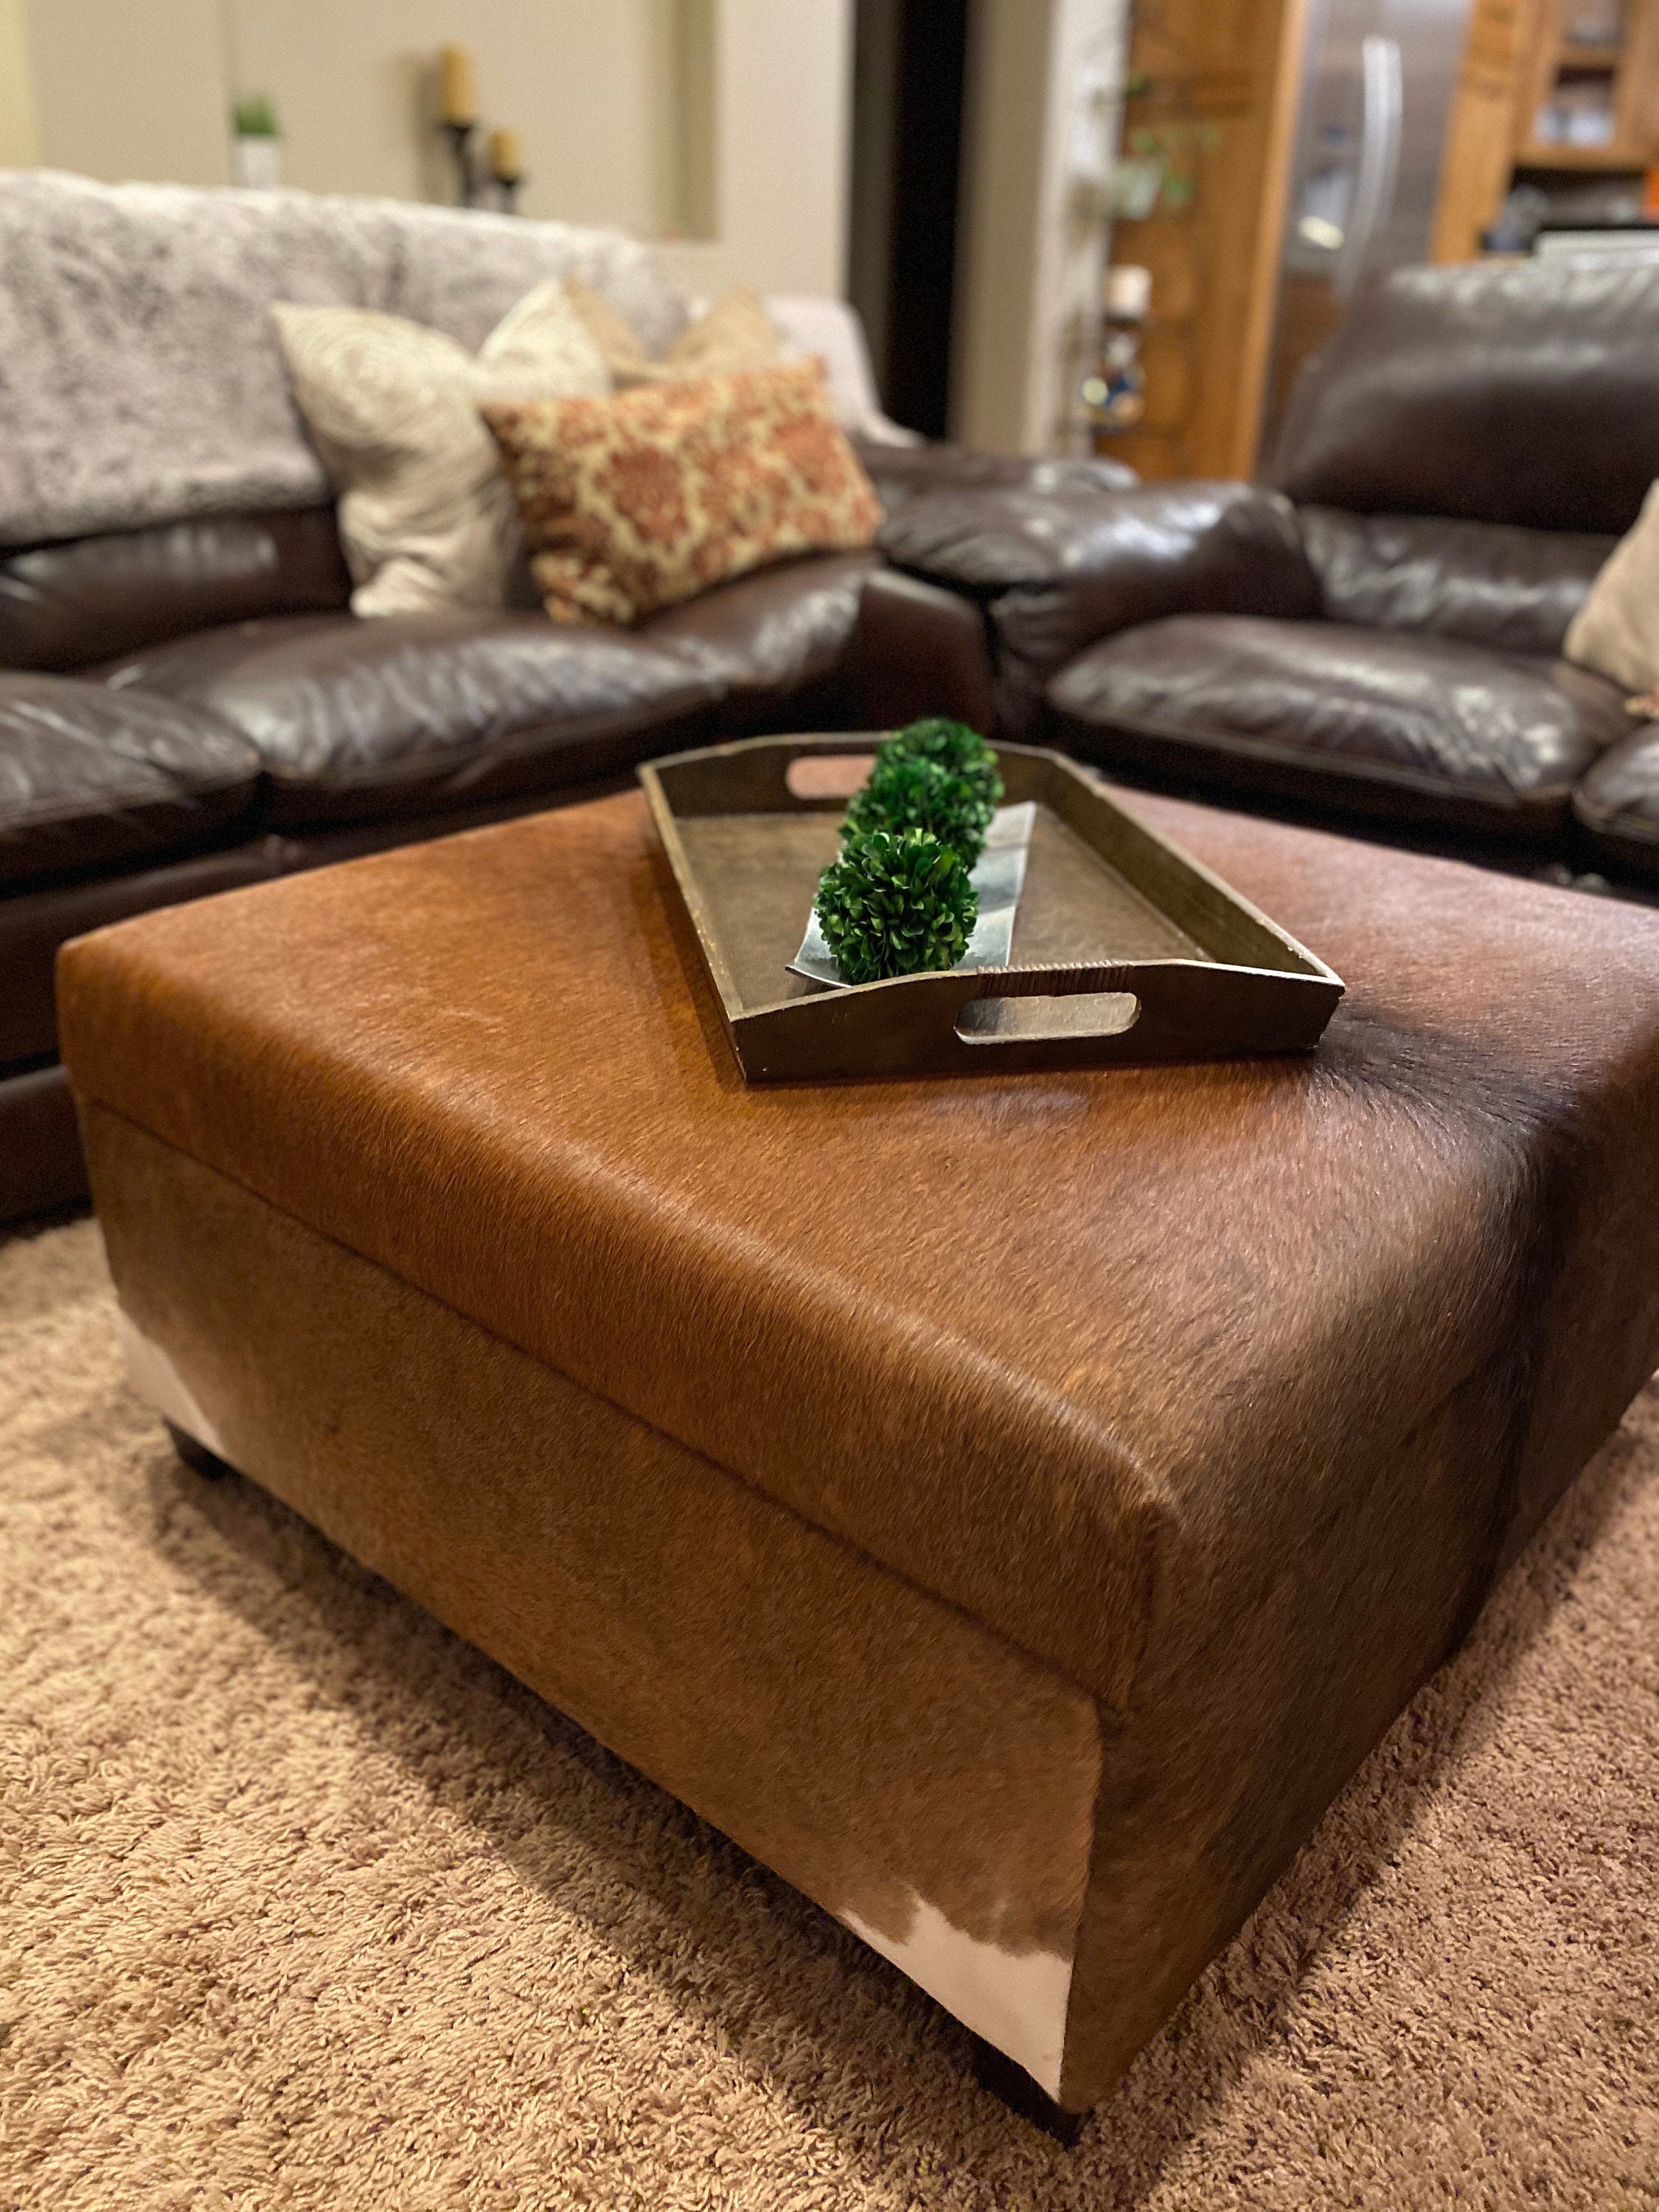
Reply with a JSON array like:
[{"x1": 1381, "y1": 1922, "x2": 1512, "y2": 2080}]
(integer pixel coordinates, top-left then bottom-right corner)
[{"x1": 58, "y1": 787, "x2": 1659, "y2": 2113}]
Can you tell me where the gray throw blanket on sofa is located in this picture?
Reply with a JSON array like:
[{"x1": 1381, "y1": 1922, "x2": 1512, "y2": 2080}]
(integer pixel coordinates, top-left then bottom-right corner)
[{"x1": 0, "y1": 170, "x2": 685, "y2": 549}]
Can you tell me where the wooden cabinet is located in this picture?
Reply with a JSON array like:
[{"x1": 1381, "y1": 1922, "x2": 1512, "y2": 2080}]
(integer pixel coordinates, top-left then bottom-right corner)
[
  {"x1": 1431, "y1": 0, "x2": 1545, "y2": 260},
  {"x1": 1433, "y1": 0, "x2": 1659, "y2": 260}
]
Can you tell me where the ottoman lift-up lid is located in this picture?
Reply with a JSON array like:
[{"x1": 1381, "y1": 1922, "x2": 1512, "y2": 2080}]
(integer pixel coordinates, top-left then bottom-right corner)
[{"x1": 57, "y1": 787, "x2": 1659, "y2": 1714}]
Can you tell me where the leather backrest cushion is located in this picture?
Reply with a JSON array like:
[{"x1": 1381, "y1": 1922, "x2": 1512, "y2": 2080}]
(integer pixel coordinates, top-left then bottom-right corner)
[
  {"x1": 1299, "y1": 507, "x2": 1617, "y2": 658},
  {"x1": 1268, "y1": 260, "x2": 1659, "y2": 535},
  {"x1": 0, "y1": 509, "x2": 351, "y2": 672}
]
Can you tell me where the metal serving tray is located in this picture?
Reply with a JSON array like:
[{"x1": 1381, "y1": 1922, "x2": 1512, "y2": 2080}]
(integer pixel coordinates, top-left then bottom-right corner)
[{"x1": 639, "y1": 734, "x2": 1344, "y2": 1082}]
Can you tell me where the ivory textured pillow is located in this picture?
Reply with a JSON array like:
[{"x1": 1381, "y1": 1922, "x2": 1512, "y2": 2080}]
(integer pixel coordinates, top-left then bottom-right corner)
[
  {"x1": 482, "y1": 359, "x2": 882, "y2": 627},
  {"x1": 565, "y1": 279, "x2": 781, "y2": 386},
  {"x1": 1565, "y1": 479, "x2": 1659, "y2": 705},
  {"x1": 271, "y1": 282, "x2": 608, "y2": 618}
]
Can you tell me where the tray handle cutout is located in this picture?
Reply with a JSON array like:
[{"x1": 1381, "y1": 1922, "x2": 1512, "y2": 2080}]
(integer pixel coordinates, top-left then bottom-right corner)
[
  {"x1": 737, "y1": 948, "x2": 1335, "y2": 1079},
  {"x1": 956, "y1": 990, "x2": 1141, "y2": 1044},
  {"x1": 785, "y1": 753, "x2": 876, "y2": 801}
]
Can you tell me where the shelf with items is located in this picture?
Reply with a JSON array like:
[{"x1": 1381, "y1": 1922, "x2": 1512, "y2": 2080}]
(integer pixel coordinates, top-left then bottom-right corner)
[
  {"x1": 1518, "y1": 16, "x2": 1621, "y2": 159},
  {"x1": 1433, "y1": 0, "x2": 1659, "y2": 256},
  {"x1": 1093, "y1": 0, "x2": 1305, "y2": 480}
]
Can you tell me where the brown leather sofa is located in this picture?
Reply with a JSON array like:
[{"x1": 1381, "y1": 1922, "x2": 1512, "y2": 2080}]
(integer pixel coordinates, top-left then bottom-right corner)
[
  {"x1": 881, "y1": 257, "x2": 1659, "y2": 891},
  {"x1": 1, "y1": 442, "x2": 1138, "y2": 1225}
]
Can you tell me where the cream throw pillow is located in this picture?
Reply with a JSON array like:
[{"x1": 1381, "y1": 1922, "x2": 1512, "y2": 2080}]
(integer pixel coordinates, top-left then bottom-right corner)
[
  {"x1": 271, "y1": 283, "x2": 608, "y2": 618},
  {"x1": 565, "y1": 279, "x2": 781, "y2": 386},
  {"x1": 1565, "y1": 479, "x2": 1659, "y2": 706}
]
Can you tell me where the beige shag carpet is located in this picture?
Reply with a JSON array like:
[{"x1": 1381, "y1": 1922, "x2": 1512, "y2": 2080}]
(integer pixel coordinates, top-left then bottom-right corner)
[{"x1": 3, "y1": 1217, "x2": 1658, "y2": 2211}]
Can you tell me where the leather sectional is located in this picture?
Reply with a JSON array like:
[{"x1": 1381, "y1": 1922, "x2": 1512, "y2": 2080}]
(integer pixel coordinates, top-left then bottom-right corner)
[
  {"x1": 880, "y1": 257, "x2": 1659, "y2": 890},
  {"x1": 1, "y1": 440, "x2": 1142, "y2": 1225}
]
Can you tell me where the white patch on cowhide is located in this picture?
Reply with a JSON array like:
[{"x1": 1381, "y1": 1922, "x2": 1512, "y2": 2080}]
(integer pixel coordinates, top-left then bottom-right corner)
[
  {"x1": 838, "y1": 1895, "x2": 1074, "y2": 2098},
  {"x1": 116, "y1": 1306, "x2": 231, "y2": 1463}
]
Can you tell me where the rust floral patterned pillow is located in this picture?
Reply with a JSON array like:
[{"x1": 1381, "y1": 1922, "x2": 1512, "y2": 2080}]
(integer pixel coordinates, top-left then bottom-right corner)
[{"x1": 481, "y1": 359, "x2": 882, "y2": 627}]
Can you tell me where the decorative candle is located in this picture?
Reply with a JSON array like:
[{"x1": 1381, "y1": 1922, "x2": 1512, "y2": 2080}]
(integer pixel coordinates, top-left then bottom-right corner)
[
  {"x1": 488, "y1": 127, "x2": 524, "y2": 181},
  {"x1": 438, "y1": 45, "x2": 477, "y2": 127}
]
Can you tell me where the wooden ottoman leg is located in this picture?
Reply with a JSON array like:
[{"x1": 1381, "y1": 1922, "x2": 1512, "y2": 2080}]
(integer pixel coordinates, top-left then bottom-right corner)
[{"x1": 972, "y1": 2035, "x2": 1088, "y2": 2146}]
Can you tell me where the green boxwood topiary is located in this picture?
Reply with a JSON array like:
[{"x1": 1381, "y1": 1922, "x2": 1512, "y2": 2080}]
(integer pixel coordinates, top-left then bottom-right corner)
[
  {"x1": 885, "y1": 717, "x2": 1003, "y2": 820},
  {"x1": 841, "y1": 750, "x2": 994, "y2": 862},
  {"x1": 813, "y1": 827, "x2": 978, "y2": 984}
]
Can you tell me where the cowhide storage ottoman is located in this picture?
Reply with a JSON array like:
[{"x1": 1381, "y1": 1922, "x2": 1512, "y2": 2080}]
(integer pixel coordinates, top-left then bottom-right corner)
[{"x1": 58, "y1": 785, "x2": 1659, "y2": 2126}]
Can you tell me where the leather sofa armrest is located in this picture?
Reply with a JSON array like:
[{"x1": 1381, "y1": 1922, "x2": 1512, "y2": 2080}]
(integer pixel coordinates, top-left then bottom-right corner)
[
  {"x1": 880, "y1": 480, "x2": 1321, "y2": 738},
  {"x1": 856, "y1": 439, "x2": 1135, "y2": 519},
  {"x1": 878, "y1": 479, "x2": 1306, "y2": 599},
  {"x1": 844, "y1": 568, "x2": 1000, "y2": 739},
  {"x1": 881, "y1": 476, "x2": 1315, "y2": 607},
  {"x1": 1004, "y1": 480, "x2": 1318, "y2": 632}
]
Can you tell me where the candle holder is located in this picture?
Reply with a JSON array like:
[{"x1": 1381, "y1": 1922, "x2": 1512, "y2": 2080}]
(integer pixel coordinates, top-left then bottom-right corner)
[
  {"x1": 440, "y1": 119, "x2": 484, "y2": 208},
  {"x1": 436, "y1": 121, "x2": 526, "y2": 213}
]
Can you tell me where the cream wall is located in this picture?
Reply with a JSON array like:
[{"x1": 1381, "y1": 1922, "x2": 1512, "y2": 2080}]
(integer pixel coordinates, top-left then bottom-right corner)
[
  {"x1": 24, "y1": 0, "x2": 230, "y2": 184},
  {"x1": 0, "y1": 0, "x2": 39, "y2": 167},
  {"x1": 953, "y1": 0, "x2": 1128, "y2": 453},
  {"x1": 225, "y1": 0, "x2": 664, "y2": 232},
  {"x1": 952, "y1": 0, "x2": 1053, "y2": 453},
  {"x1": 13, "y1": 0, "x2": 850, "y2": 300},
  {"x1": 653, "y1": 0, "x2": 852, "y2": 300}
]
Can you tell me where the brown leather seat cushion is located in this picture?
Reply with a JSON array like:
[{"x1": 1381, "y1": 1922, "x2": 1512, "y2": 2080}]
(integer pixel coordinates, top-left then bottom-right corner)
[
  {"x1": 0, "y1": 509, "x2": 350, "y2": 672},
  {"x1": 1048, "y1": 614, "x2": 1629, "y2": 840},
  {"x1": 95, "y1": 611, "x2": 723, "y2": 828},
  {"x1": 1572, "y1": 720, "x2": 1659, "y2": 881},
  {"x1": 0, "y1": 674, "x2": 263, "y2": 890},
  {"x1": 639, "y1": 549, "x2": 880, "y2": 734}
]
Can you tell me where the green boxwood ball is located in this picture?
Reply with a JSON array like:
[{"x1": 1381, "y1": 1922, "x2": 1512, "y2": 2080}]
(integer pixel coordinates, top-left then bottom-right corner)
[
  {"x1": 842, "y1": 750, "x2": 994, "y2": 861},
  {"x1": 814, "y1": 827, "x2": 978, "y2": 984},
  {"x1": 886, "y1": 717, "x2": 1004, "y2": 819}
]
